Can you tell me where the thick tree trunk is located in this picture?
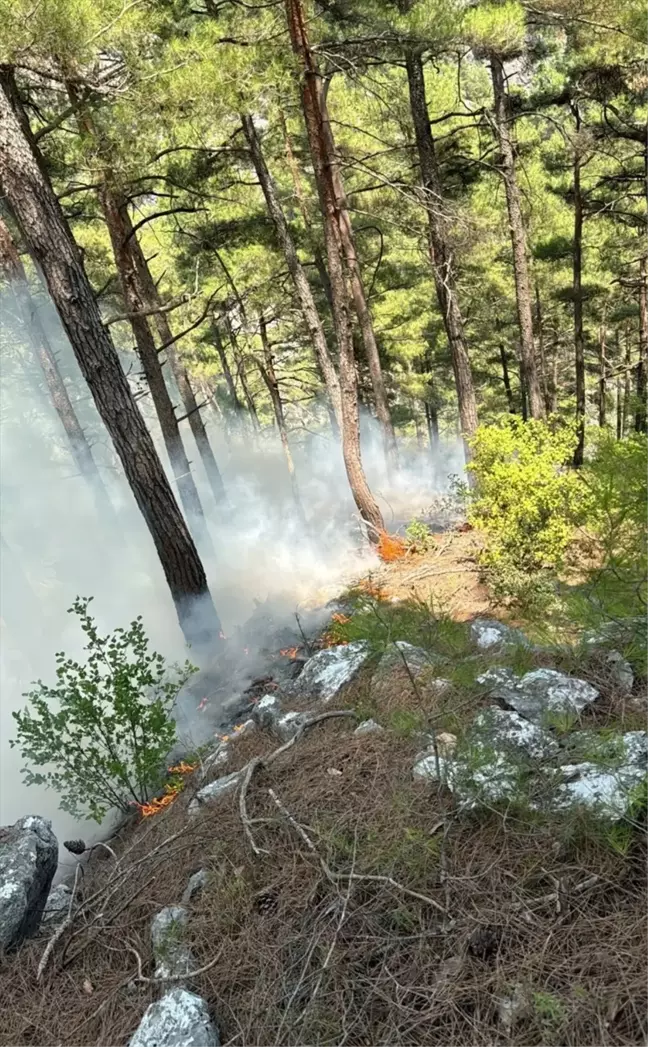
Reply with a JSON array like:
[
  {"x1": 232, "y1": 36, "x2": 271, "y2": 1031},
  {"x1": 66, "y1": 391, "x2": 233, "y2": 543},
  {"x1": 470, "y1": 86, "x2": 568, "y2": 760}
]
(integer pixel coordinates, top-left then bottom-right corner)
[
  {"x1": 0, "y1": 215, "x2": 116, "y2": 521},
  {"x1": 490, "y1": 57, "x2": 545, "y2": 420},
  {"x1": 241, "y1": 113, "x2": 342, "y2": 429},
  {"x1": 100, "y1": 189, "x2": 215, "y2": 558},
  {"x1": 258, "y1": 314, "x2": 307, "y2": 522},
  {"x1": 405, "y1": 52, "x2": 478, "y2": 454},
  {"x1": 635, "y1": 254, "x2": 647, "y2": 432},
  {"x1": 0, "y1": 78, "x2": 221, "y2": 648},
  {"x1": 126, "y1": 237, "x2": 227, "y2": 505},
  {"x1": 572, "y1": 112, "x2": 586, "y2": 466},
  {"x1": 285, "y1": 0, "x2": 384, "y2": 539}
]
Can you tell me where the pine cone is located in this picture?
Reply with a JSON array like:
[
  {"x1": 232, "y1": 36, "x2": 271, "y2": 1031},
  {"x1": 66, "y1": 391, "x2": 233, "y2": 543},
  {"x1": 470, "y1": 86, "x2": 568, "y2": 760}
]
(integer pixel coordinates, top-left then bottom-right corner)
[{"x1": 63, "y1": 838, "x2": 87, "y2": 855}]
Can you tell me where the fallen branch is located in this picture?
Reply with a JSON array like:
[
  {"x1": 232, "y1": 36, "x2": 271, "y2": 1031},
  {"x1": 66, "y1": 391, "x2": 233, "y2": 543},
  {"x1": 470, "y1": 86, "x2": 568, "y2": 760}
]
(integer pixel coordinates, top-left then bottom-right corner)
[
  {"x1": 268, "y1": 788, "x2": 448, "y2": 916},
  {"x1": 237, "y1": 710, "x2": 357, "y2": 856},
  {"x1": 125, "y1": 942, "x2": 225, "y2": 983},
  {"x1": 37, "y1": 865, "x2": 82, "y2": 981}
]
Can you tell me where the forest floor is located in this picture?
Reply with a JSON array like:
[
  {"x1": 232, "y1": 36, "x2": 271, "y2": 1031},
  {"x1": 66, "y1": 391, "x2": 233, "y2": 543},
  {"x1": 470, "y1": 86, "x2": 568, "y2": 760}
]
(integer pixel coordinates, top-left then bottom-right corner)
[{"x1": 1, "y1": 538, "x2": 646, "y2": 1047}]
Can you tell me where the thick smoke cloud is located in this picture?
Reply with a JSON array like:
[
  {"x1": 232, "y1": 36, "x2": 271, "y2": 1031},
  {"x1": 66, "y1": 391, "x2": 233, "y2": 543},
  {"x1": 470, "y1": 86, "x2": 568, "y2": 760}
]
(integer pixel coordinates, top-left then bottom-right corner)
[{"x1": 0, "y1": 283, "x2": 464, "y2": 862}]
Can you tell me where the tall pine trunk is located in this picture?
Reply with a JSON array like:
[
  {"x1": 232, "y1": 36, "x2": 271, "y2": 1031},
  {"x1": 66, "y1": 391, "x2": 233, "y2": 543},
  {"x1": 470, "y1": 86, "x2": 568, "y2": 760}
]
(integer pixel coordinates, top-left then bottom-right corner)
[
  {"x1": 285, "y1": 0, "x2": 384, "y2": 539},
  {"x1": 636, "y1": 254, "x2": 647, "y2": 432},
  {"x1": 212, "y1": 322, "x2": 246, "y2": 429},
  {"x1": 535, "y1": 283, "x2": 551, "y2": 414},
  {"x1": 490, "y1": 56, "x2": 545, "y2": 420},
  {"x1": 572, "y1": 107, "x2": 586, "y2": 465},
  {"x1": 0, "y1": 77, "x2": 221, "y2": 648},
  {"x1": 241, "y1": 113, "x2": 342, "y2": 429},
  {"x1": 598, "y1": 315, "x2": 607, "y2": 428},
  {"x1": 0, "y1": 214, "x2": 116, "y2": 522},
  {"x1": 499, "y1": 342, "x2": 516, "y2": 413},
  {"x1": 405, "y1": 51, "x2": 478, "y2": 454}
]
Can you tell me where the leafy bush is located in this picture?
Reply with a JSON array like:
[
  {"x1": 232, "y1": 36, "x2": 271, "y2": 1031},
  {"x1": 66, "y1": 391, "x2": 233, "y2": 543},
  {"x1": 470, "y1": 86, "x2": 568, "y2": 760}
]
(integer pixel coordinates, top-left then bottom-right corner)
[
  {"x1": 11, "y1": 597, "x2": 196, "y2": 823},
  {"x1": 573, "y1": 431, "x2": 647, "y2": 622},
  {"x1": 404, "y1": 518, "x2": 433, "y2": 553},
  {"x1": 466, "y1": 417, "x2": 585, "y2": 611}
]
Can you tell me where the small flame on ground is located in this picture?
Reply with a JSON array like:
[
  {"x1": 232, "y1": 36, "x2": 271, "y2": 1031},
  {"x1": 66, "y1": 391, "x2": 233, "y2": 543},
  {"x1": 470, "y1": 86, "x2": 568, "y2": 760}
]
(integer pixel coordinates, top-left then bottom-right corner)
[
  {"x1": 280, "y1": 646, "x2": 299, "y2": 658},
  {"x1": 197, "y1": 696, "x2": 209, "y2": 712},
  {"x1": 377, "y1": 530, "x2": 408, "y2": 562}
]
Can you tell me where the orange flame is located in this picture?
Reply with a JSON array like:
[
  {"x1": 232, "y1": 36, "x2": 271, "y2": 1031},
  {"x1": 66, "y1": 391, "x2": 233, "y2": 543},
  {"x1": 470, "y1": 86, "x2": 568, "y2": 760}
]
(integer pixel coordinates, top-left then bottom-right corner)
[
  {"x1": 331, "y1": 613, "x2": 351, "y2": 625},
  {"x1": 377, "y1": 530, "x2": 408, "y2": 563},
  {"x1": 168, "y1": 761, "x2": 196, "y2": 775},
  {"x1": 280, "y1": 646, "x2": 299, "y2": 658},
  {"x1": 136, "y1": 782, "x2": 183, "y2": 818}
]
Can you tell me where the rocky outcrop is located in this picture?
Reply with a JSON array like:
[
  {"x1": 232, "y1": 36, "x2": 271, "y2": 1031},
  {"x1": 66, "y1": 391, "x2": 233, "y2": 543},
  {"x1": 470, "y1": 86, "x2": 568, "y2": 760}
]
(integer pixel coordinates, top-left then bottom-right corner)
[
  {"x1": 189, "y1": 771, "x2": 241, "y2": 813},
  {"x1": 0, "y1": 815, "x2": 58, "y2": 951},
  {"x1": 479, "y1": 666, "x2": 599, "y2": 725},
  {"x1": 371, "y1": 642, "x2": 450, "y2": 706},
  {"x1": 129, "y1": 988, "x2": 219, "y2": 1047},
  {"x1": 470, "y1": 618, "x2": 530, "y2": 651},
  {"x1": 288, "y1": 642, "x2": 371, "y2": 703},
  {"x1": 41, "y1": 882, "x2": 73, "y2": 928}
]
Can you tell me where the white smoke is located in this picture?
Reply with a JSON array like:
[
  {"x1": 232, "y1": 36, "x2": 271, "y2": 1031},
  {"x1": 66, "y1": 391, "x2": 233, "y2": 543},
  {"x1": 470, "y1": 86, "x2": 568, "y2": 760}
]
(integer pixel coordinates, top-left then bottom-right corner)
[{"x1": 0, "y1": 281, "x2": 464, "y2": 861}]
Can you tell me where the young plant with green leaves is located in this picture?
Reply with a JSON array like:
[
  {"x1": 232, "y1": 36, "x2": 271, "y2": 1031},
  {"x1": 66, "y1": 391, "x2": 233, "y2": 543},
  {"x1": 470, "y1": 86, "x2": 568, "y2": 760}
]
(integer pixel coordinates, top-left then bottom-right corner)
[{"x1": 11, "y1": 597, "x2": 196, "y2": 823}]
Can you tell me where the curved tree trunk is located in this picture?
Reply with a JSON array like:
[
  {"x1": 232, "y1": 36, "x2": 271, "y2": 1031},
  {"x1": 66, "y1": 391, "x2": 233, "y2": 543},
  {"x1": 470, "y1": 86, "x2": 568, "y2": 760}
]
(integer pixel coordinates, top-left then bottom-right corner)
[
  {"x1": 241, "y1": 112, "x2": 342, "y2": 430},
  {"x1": 405, "y1": 51, "x2": 478, "y2": 455},
  {"x1": 0, "y1": 76, "x2": 221, "y2": 648},
  {"x1": 284, "y1": 0, "x2": 384, "y2": 540},
  {"x1": 0, "y1": 214, "x2": 117, "y2": 523},
  {"x1": 490, "y1": 56, "x2": 545, "y2": 420}
]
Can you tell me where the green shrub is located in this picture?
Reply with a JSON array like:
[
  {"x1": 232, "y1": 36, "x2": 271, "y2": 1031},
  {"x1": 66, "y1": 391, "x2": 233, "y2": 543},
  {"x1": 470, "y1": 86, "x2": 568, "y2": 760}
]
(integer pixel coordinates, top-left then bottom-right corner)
[
  {"x1": 465, "y1": 417, "x2": 587, "y2": 613},
  {"x1": 571, "y1": 431, "x2": 647, "y2": 623},
  {"x1": 404, "y1": 518, "x2": 433, "y2": 553},
  {"x1": 11, "y1": 597, "x2": 196, "y2": 823}
]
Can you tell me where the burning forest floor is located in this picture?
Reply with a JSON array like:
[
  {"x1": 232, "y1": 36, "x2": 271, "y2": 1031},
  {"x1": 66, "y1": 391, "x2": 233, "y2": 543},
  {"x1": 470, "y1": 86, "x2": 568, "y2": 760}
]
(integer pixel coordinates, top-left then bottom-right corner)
[{"x1": 1, "y1": 537, "x2": 647, "y2": 1047}]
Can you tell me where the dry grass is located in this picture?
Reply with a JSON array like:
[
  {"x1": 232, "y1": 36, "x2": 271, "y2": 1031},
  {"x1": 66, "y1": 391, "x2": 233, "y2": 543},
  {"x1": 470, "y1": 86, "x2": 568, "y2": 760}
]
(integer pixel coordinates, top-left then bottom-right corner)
[{"x1": 2, "y1": 712, "x2": 645, "y2": 1047}]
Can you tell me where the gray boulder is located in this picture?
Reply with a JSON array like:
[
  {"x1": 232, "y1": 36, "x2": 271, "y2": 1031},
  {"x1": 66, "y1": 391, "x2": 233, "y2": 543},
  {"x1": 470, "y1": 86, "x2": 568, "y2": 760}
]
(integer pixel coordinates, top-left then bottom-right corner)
[
  {"x1": 470, "y1": 618, "x2": 529, "y2": 651},
  {"x1": 189, "y1": 771, "x2": 241, "y2": 814},
  {"x1": 129, "y1": 989, "x2": 219, "y2": 1047},
  {"x1": 289, "y1": 642, "x2": 371, "y2": 703},
  {"x1": 182, "y1": 870, "x2": 208, "y2": 906},
  {"x1": 275, "y1": 710, "x2": 308, "y2": 740},
  {"x1": 502, "y1": 669, "x2": 599, "y2": 725},
  {"x1": 605, "y1": 650, "x2": 634, "y2": 695},
  {"x1": 469, "y1": 708, "x2": 560, "y2": 761},
  {"x1": 0, "y1": 815, "x2": 58, "y2": 950},
  {"x1": 151, "y1": 906, "x2": 193, "y2": 980},
  {"x1": 549, "y1": 730, "x2": 647, "y2": 818}
]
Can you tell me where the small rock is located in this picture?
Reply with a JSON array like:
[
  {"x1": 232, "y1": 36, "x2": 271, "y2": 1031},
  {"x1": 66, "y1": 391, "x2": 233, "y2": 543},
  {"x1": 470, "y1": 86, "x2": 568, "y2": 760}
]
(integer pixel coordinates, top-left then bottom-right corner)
[
  {"x1": 275, "y1": 710, "x2": 307, "y2": 740},
  {"x1": 289, "y1": 642, "x2": 371, "y2": 703},
  {"x1": 502, "y1": 669, "x2": 599, "y2": 725},
  {"x1": 190, "y1": 771, "x2": 241, "y2": 813},
  {"x1": 252, "y1": 694, "x2": 282, "y2": 729},
  {"x1": 553, "y1": 761, "x2": 646, "y2": 819},
  {"x1": 201, "y1": 743, "x2": 230, "y2": 779},
  {"x1": 41, "y1": 883, "x2": 73, "y2": 928},
  {"x1": 181, "y1": 870, "x2": 208, "y2": 905},
  {"x1": 354, "y1": 718, "x2": 384, "y2": 736},
  {"x1": 326, "y1": 767, "x2": 343, "y2": 777},
  {"x1": 436, "y1": 732, "x2": 458, "y2": 757},
  {"x1": 476, "y1": 666, "x2": 518, "y2": 693},
  {"x1": 129, "y1": 988, "x2": 219, "y2": 1047},
  {"x1": 498, "y1": 984, "x2": 529, "y2": 1032},
  {"x1": 470, "y1": 618, "x2": 529, "y2": 651},
  {"x1": 605, "y1": 650, "x2": 634, "y2": 695},
  {"x1": 0, "y1": 815, "x2": 58, "y2": 951},
  {"x1": 151, "y1": 906, "x2": 193, "y2": 980}
]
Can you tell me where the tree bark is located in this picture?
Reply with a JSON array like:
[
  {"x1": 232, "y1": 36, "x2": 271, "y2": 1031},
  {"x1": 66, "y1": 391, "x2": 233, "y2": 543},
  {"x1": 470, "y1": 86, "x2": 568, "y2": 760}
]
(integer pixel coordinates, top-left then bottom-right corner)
[
  {"x1": 598, "y1": 315, "x2": 607, "y2": 428},
  {"x1": 490, "y1": 56, "x2": 545, "y2": 420},
  {"x1": 0, "y1": 76, "x2": 221, "y2": 648},
  {"x1": 125, "y1": 237, "x2": 227, "y2": 506},
  {"x1": 572, "y1": 106, "x2": 586, "y2": 465},
  {"x1": 316, "y1": 91, "x2": 398, "y2": 467},
  {"x1": 241, "y1": 113, "x2": 342, "y2": 429},
  {"x1": 100, "y1": 188, "x2": 215, "y2": 558},
  {"x1": 285, "y1": 0, "x2": 384, "y2": 539},
  {"x1": 405, "y1": 51, "x2": 478, "y2": 454},
  {"x1": 499, "y1": 342, "x2": 516, "y2": 413},
  {"x1": 257, "y1": 314, "x2": 307, "y2": 522},
  {"x1": 0, "y1": 214, "x2": 116, "y2": 522},
  {"x1": 225, "y1": 316, "x2": 260, "y2": 430},
  {"x1": 535, "y1": 283, "x2": 551, "y2": 414},
  {"x1": 635, "y1": 254, "x2": 647, "y2": 432},
  {"x1": 623, "y1": 325, "x2": 632, "y2": 436},
  {"x1": 212, "y1": 321, "x2": 246, "y2": 429}
]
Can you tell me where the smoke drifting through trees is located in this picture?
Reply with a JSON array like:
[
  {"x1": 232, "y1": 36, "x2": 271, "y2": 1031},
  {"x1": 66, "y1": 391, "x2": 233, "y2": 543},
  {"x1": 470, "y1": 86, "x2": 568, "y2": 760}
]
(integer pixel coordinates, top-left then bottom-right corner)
[{"x1": 0, "y1": 279, "x2": 462, "y2": 850}]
